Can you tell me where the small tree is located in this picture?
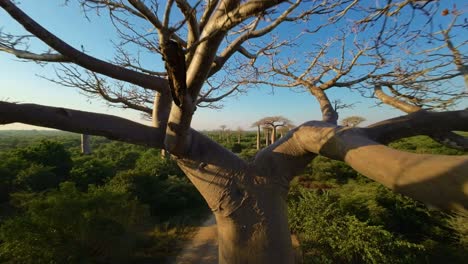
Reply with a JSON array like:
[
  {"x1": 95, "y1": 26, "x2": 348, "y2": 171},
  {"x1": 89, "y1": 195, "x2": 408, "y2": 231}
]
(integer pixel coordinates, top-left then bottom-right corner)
[{"x1": 341, "y1": 116, "x2": 366, "y2": 127}]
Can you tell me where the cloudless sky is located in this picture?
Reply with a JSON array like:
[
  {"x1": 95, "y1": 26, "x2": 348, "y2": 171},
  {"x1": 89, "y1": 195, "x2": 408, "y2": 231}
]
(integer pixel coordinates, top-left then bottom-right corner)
[{"x1": 0, "y1": 1, "x2": 466, "y2": 131}]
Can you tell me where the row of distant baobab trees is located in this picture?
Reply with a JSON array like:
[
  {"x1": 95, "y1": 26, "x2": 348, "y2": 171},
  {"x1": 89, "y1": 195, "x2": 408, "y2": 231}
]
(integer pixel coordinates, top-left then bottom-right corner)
[
  {"x1": 81, "y1": 115, "x2": 365, "y2": 154},
  {"x1": 219, "y1": 115, "x2": 366, "y2": 150}
]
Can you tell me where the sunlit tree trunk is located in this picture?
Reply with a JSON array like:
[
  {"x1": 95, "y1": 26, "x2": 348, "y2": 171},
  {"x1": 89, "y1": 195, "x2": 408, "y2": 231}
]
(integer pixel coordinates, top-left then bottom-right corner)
[
  {"x1": 81, "y1": 134, "x2": 91, "y2": 155},
  {"x1": 271, "y1": 126, "x2": 277, "y2": 143},
  {"x1": 256, "y1": 125, "x2": 261, "y2": 150}
]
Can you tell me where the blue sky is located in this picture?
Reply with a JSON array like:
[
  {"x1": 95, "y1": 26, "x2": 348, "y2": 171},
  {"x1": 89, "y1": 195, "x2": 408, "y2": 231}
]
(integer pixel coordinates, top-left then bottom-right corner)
[{"x1": 0, "y1": 1, "x2": 466, "y2": 131}]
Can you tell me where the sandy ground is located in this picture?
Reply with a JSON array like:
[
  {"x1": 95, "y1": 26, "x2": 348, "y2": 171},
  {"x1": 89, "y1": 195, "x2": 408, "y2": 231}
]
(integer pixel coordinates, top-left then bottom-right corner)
[{"x1": 172, "y1": 215, "x2": 218, "y2": 264}]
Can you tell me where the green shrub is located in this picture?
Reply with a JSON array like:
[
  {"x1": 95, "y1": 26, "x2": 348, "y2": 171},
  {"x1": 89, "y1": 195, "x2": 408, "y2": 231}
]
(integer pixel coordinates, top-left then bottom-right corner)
[
  {"x1": 135, "y1": 149, "x2": 183, "y2": 178},
  {"x1": 0, "y1": 153, "x2": 28, "y2": 202},
  {"x1": 389, "y1": 136, "x2": 466, "y2": 155},
  {"x1": 288, "y1": 187, "x2": 424, "y2": 264},
  {"x1": 107, "y1": 170, "x2": 206, "y2": 220},
  {"x1": 231, "y1": 143, "x2": 243, "y2": 153},
  {"x1": 70, "y1": 156, "x2": 116, "y2": 190},
  {"x1": 14, "y1": 164, "x2": 59, "y2": 192},
  {"x1": 15, "y1": 140, "x2": 72, "y2": 177},
  {"x1": 304, "y1": 156, "x2": 358, "y2": 183},
  {"x1": 0, "y1": 182, "x2": 148, "y2": 264},
  {"x1": 239, "y1": 148, "x2": 258, "y2": 160}
]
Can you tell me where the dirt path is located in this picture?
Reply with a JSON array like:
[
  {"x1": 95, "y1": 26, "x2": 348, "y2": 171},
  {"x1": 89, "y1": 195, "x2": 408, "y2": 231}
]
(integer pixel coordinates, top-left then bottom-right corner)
[{"x1": 172, "y1": 214, "x2": 218, "y2": 264}]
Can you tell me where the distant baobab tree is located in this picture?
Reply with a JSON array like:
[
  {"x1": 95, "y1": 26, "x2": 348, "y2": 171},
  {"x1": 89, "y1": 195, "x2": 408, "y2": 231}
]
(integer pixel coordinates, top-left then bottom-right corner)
[
  {"x1": 254, "y1": 116, "x2": 293, "y2": 145},
  {"x1": 81, "y1": 134, "x2": 91, "y2": 155},
  {"x1": 341, "y1": 116, "x2": 366, "y2": 127},
  {"x1": 263, "y1": 126, "x2": 271, "y2": 147},
  {"x1": 219, "y1": 125, "x2": 227, "y2": 141},
  {"x1": 251, "y1": 121, "x2": 263, "y2": 150},
  {"x1": 236, "y1": 127, "x2": 243, "y2": 144}
]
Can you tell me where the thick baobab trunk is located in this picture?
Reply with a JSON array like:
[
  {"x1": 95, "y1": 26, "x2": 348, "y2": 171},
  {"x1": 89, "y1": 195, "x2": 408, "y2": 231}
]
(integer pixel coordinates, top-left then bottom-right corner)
[
  {"x1": 215, "y1": 190, "x2": 294, "y2": 264},
  {"x1": 81, "y1": 134, "x2": 91, "y2": 155},
  {"x1": 257, "y1": 125, "x2": 261, "y2": 150},
  {"x1": 176, "y1": 131, "x2": 301, "y2": 264},
  {"x1": 271, "y1": 126, "x2": 277, "y2": 143},
  {"x1": 152, "y1": 91, "x2": 171, "y2": 159},
  {"x1": 265, "y1": 128, "x2": 270, "y2": 146}
]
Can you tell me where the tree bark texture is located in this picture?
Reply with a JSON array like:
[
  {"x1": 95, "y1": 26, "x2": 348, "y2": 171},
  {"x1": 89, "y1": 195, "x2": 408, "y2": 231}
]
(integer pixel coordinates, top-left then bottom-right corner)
[{"x1": 81, "y1": 134, "x2": 91, "y2": 155}]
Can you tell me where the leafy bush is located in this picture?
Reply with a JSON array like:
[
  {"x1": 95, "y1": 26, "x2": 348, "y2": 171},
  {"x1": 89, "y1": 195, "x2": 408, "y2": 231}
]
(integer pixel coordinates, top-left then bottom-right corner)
[
  {"x1": 0, "y1": 153, "x2": 28, "y2": 202},
  {"x1": 239, "y1": 148, "x2": 258, "y2": 161},
  {"x1": 14, "y1": 164, "x2": 59, "y2": 192},
  {"x1": 108, "y1": 169, "x2": 206, "y2": 220},
  {"x1": 231, "y1": 143, "x2": 243, "y2": 153},
  {"x1": 0, "y1": 141, "x2": 72, "y2": 198},
  {"x1": 288, "y1": 187, "x2": 424, "y2": 264},
  {"x1": 303, "y1": 156, "x2": 358, "y2": 183},
  {"x1": 0, "y1": 182, "x2": 148, "y2": 264},
  {"x1": 70, "y1": 156, "x2": 116, "y2": 190},
  {"x1": 389, "y1": 136, "x2": 466, "y2": 155},
  {"x1": 134, "y1": 149, "x2": 183, "y2": 178},
  {"x1": 93, "y1": 142, "x2": 143, "y2": 170},
  {"x1": 14, "y1": 140, "x2": 72, "y2": 177}
]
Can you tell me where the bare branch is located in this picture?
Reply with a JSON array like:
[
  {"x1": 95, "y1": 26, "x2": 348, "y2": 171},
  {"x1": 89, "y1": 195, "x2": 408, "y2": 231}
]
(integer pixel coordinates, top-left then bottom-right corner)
[
  {"x1": 364, "y1": 109, "x2": 468, "y2": 145},
  {"x1": 0, "y1": 0, "x2": 167, "y2": 91},
  {"x1": 175, "y1": 0, "x2": 200, "y2": 46},
  {"x1": 374, "y1": 85, "x2": 421, "y2": 113},
  {"x1": 0, "y1": 101, "x2": 164, "y2": 148},
  {"x1": 0, "y1": 45, "x2": 68, "y2": 62}
]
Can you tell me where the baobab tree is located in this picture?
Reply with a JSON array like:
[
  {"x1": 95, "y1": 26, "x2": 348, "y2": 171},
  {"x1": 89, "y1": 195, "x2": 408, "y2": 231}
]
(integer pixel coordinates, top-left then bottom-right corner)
[
  {"x1": 0, "y1": 1, "x2": 467, "y2": 264},
  {"x1": 80, "y1": 134, "x2": 92, "y2": 155},
  {"x1": 252, "y1": 116, "x2": 293, "y2": 148},
  {"x1": 255, "y1": 116, "x2": 293, "y2": 144},
  {"x1": 262, "y1": 125, "x2": 271, "y2": 147},
  {"x1": 251, "y1": 120, "x2": 263, "y2": 150},
  {"x1": 236, "y1": 126, "x2": 243, "y2": 144},
  {"x1": 219, "y1": 125, "x2": 227, "y2": 141},
  {"x1": 341, "y1": 116, "x2": 366, "y2": 127}
]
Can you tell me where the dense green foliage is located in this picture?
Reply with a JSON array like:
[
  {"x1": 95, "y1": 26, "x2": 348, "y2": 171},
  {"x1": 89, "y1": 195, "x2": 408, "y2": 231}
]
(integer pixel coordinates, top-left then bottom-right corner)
[
  {"x1": 290, "y1": 136, "x2": 468, "y2": 264},
  {"x1": 0, "y1": 182, "x2": 148, "y2": 264},
  {"x1": 289, "y1": 187, "x2": 424, "y2": 264},
  {"x1": 0, "y1": 131, "x2": 467, "y2": 263},
  {"x1": 0, "y1": 132, "x2": 208, "y2": 263}
]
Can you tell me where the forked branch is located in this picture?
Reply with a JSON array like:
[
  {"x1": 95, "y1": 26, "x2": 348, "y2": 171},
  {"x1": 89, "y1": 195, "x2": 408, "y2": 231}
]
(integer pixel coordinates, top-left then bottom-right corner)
[
  {"x1": 0, "y1": 0, "x2": 167, "y2": 91},
  {"x1": 257, "y1": 110, "x2": 468, "y2": 211}
]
